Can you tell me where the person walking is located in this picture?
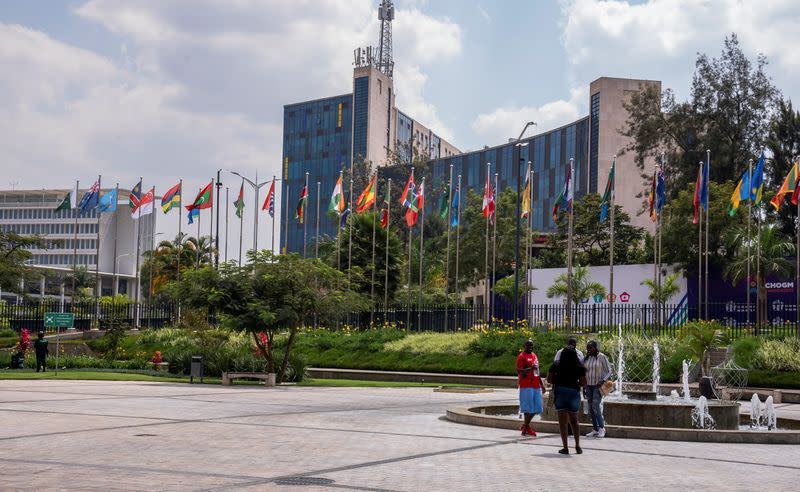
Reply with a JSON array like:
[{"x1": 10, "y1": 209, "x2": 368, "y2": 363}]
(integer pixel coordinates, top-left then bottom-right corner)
[
  {"x1": 583, "y1": 340, "x2": 612, "y2": 438},
  {"x1": 547, "y1": 346, "x2": 586, "y2": 455},
  {"x1": 33, "y1": 331, "x2": 48, "y2": 373},
  {"x1": 516, "y1": 339, "x2": 543, "y2": 436}
]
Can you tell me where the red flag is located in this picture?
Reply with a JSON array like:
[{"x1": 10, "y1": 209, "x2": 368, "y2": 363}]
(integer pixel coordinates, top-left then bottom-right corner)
[
  {"x1": 379, "y1": 208, "x2": 388, "y2": 229},
  {"x1": 693, "y1": 164, "x2": 702, "y2": 224},
  {"x1": 186, "y1": 181, "x2": 213, "y2": 211},
  {"x1": 262, "y1": 179, "x2": 275, "y2": 218},
  {"x1": 481, "y1": 171, "x2": 494, "y2": 219},
  {"x1": 792, "y1": 175, "x2": 800, "y2": 205},
  {"x1": 405, "y1": 181, "x2": 424, "y2": 227},
  {"x1": 399, "y1": 171, "x2": 415, "y2": 207}
]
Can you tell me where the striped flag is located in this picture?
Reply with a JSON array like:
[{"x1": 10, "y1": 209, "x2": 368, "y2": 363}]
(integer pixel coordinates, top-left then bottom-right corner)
[
  {"x1": 356, "y1": 175, "x2": 377, "y2": 213},
  {"x1": 296, "y1": 185, "x2": 308, "y2": 223},
  {"x1": 161, "y1": 182, "x2": 181, "y2": 214},
  {"x1": 262, "y1": 179, "x2": 276, "y2": 218},
  {"x1": 234, "y1": 183, "x2": 245, "y2": 219},
  {"x1": 770, "y1": 159, "x2": 800, "y2": 210}
]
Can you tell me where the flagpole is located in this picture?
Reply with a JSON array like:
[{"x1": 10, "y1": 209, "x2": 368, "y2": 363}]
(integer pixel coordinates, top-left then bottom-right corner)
[
  {"x1": 384, "y1": 178, "x2": 392, "y2": 309},
  {"x1": 746, "y1": 159, "x2": 753, "y2": 326},
  {"x1": 444, "y1": 165, "x2": 453, "y2": 331},
  {"x1": 704, "y1": 150, "x2": 711, "y2": 320},
  {"x1": 303, "y1": 172, "x2": 309, "y2": 258},
  {"x1": 697, "y1": 163, "x2": 703, "y2": 320},
  {"x1": 272, "y1": 176, "x2": 277, "y2": 255},
  {"x1": 71, "y1": 180, "x2": 79, "y2": 299},
  {"x1": 224, "y1": 186, "x2": 229, "y2": 262},
  {"x1": 526, "y1": 164, "x2": 533, "y2": 326},
  {"x1": 177, "y1": 179, "x2": 182, "y2": 325},
  {"x1": 134, "y1": 177, "x2": 143, "y2": 328},
  {"x1": 215, "y1": 170, "x2": 222, "y2": 268},
  {"x1": 610, "y1": 157, "x2": 616, "y2": 331},
  {"x1": 796, "y1": 167, "x2": 799, "y2": 334},
  {"x1": 95, "y1": 174, "x2": 102, "y2": 317},
  {"x1": 284, "y1": 183, "x2": 290, "y2": 254},
  {"x1": 652, "y1": 165, "x2": 658, "y2": 329},
  {"x1": 567, "y1": 159, "x2": 574, "y2": 328},
  {"x1": 112, "y1": 182, "x2": 119, "y2": 297},
  {"x1": 491, "y1": 172, "x2": 498, "y2": 323},
  {"x1": 405, "y1": 167, "x2": 414, "y2": 330},
  {"x1": 348, "y1": 174, "x2": 354, "y2": 284},
  {"x1": 337, "y1": 171, "x2": 343, "y2": 273},
  {"x1": 417, "y1": 177, "x2": 425, "y2": 330},
  {"x1": 370, "y1": 174, "x2": 377, "y2": 326},
  {"x1": 196, "y1": 190, "x2": 201, "y2": 267},
  {"x1": 238, "y1": 180, "x2": 244, "y2": 267},
  {"x1": 658, "y1": 153, "x2": 665, "y2": 329},
  {"x1": 484, "y1": 163, "x2": 490, "y2": 322},
  {"x1": 209, "y1": 178, "x2": 214, "y2": 264},
  {"x1": 316, "y1": 180, "x2": 321, "y2": 260},
  {"x1": 253, "y1": 170, "x2": 259, "y2": 253},
  {"x1": 454, "y1": 174, "x2": 462, "y2": 331}
]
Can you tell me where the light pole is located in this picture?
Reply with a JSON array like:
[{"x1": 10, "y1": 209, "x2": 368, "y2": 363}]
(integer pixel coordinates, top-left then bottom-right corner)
[
  {"x1": 114, "y1": 253, "x2": 133, "y2": 297},
  {"x1": 513, "y1": 121, "x2": 536, "y2": 327},
  {"x1": 214, "y1": 169, "x2": 223, "y2": 268},
  {"x1": 229, "y1": 170, "x2": 272, "y2": 255}
]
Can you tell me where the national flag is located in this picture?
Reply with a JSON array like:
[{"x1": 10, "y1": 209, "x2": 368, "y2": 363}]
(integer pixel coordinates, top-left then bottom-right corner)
[
  {"x1": 98, "y1": 188, "x2": 117, "y2": 213},
  {"x1": 339, "y1": 208, "x2": 350, "y2": 229},
  {"x1": 770, "y1": 159, "x2": 800, "y2": 210},
  {"x1": 405, "y1": 180, "x2": 424, "y2": 227},
  {"x1": 55, "y1": 182, "x2": 79, "y2": 212},
  {"x1": 262, "y1": 179, "x2": 276, "y2": 218},
  {"x1": 328, "y1": 174, "x2": 345, "y2": 215},
  {"x1": 129, "y1": 181, "x2": 142, "y2": 211},
  {"x1": 728, "y1": 169, "x2": 750, "y2": 216},
  {"x1": 482, "y1": 171, "x2": 494, "y2": 219},
  {"x1": 655, "y1": 166, "x2": 666, "y2": 216},
  {"x1": 186, "y1": 181, "x2": 213, "y2": 211},
  {"x1": 132, "y1": 187, "x2": 155, "y2": 219},
  {"x1": 700, "y1": 154, "x2": 710, "y2": 211},
  {"x1": 552, "y1": 164, "x2": 573, "y2": 222},
  {"x1": 399, "y1": 172, "x2": 415, "y2": 207},
  {"x1": 693, "y1": 164, "x2": 702, "y2": 224},
  {"x1": 379, "y1": 185, "x2": 390, "y2": 229},
  {"x1": 438, "y1": 183, "x2": 450, "y2": 220},
  {"x1": 234, "y1": 183, "x2": 245, "y2": 219},
  {"x1": 187, "y1": 207, "x2": 199, "y2": 225},
  {"x1": 161, "y1": 182, "x2": 181, "y2": 214},
  {"x1": 356, "y1": 175, "x2": 377, "y2": 213},
  {"x1": 648, "y1": 170, "x2": 656, "y2": 222},
  {"x1": 750, "y1": 151, "x2": 765, "y2": 205},
  {"x1": 521, "y1": 164, "x2": 532, "y2": 220},
  {"x1": 78, "y1": 180, "x2": 100, "y2": 214},
  {"x1": 450, "y1": 185, "x2": 460, "y2": 227},
  {"x1": 296, "y1": 185, "x2": 308, "y2": 223},
  {"x1": 599, "y1": 161, "x2": 615, "y2": 224}
]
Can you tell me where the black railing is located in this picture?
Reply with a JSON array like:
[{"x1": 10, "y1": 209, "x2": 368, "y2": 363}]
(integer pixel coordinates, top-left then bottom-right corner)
[{"x1": 1, "y1": 300, "x2": 179, "y2": 331}]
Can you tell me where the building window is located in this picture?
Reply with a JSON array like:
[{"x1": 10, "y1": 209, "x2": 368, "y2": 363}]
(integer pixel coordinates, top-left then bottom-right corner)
[{"x1": 590, "y1": 92, "x2": 600, "y2": 195}]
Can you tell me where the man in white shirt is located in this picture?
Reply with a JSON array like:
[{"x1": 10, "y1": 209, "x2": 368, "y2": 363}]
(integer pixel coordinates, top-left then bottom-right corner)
[
  {"x1": 554, "y1": 337, "x2": 584, "y2": 363},
  {"x1": 583, "y1": 340, "x2": 612, "y2": 438}
]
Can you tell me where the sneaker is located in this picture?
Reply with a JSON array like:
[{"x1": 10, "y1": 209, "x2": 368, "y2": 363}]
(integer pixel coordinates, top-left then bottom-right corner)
[
  {"x1": 597, "y1": 428, "x2": 606, "y2": 438},
  {"x1": 585, "y1": 430, "x2": 598, "y2": 437},
  {"x1": 526, "y1": 425, "x2": 537, "y2": 437},
  {"x1": 520, "y1": 424, "x2": 528, "y2": 436}
]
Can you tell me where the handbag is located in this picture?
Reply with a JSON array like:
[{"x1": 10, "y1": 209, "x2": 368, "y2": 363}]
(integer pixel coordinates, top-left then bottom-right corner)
[{"x1": 600, "y1": 380, "x2": 615, "y2": 396}]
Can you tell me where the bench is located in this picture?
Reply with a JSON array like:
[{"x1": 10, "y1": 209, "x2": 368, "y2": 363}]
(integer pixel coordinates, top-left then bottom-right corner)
[{"x1": 221, "y1": 371, "x2": 276, "y2": 387}]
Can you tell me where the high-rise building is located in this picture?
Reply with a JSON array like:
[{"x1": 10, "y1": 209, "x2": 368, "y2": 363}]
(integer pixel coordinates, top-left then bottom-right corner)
[{"x1": 0, "y1": 189, "x2": 155, "y2": 300}]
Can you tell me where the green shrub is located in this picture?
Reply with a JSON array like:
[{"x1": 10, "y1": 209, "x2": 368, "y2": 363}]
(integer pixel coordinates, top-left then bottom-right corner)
[
  {"x1": 732, "y1": 337, "x2": 761, "y2": 368},
  {"x1": 384, "y1": 333, "x2": 478, "y2": 355},
  {"x1": 0, "y1": 328, "x2": 16, "y2": 338},
  {"x1": 751, "y1": 338, "x2": 800, "y2": 372}
]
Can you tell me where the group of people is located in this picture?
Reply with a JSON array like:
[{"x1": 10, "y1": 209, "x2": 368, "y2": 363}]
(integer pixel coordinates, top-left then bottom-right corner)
[{"x1": 515, "y1": 337, "x2": 612, "y2": 455}]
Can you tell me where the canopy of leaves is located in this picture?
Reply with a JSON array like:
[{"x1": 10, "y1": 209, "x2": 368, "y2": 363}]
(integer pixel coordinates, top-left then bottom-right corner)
[{"x1": 0, "y1": 231, "x2": 42, "y2": 295}]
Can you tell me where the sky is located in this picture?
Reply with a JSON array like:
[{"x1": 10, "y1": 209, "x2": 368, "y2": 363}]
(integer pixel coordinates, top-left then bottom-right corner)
[{"x1": 1, "y1": 0, "x2": 799, "y2": 254}]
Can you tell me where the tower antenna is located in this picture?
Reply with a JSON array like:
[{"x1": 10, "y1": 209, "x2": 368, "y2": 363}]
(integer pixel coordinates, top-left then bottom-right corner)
[{"x1": 377, "y1": 0, "x2": 394, "y2": 78}]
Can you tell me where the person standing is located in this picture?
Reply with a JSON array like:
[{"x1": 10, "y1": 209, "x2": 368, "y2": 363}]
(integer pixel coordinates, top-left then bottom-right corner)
[
  {"x1": 516, "y1": 339, "x2": 543, "y2": 436},
  {"x1": 33, "y1": 331, "x2": 48, "y2": 373},
  {"x1": 583, "y1": 340, "x2": 612, "y2": 438},
  {"x1": 554, "y1": 337, "x2": 584, "y2": 362},
  {"x1": 547, "y1": 347, "x2": 587, "y2": 455}
]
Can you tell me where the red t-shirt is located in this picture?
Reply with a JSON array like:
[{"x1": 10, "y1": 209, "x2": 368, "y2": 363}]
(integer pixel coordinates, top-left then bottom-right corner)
[{"x1": 516, "y1": 351, "x2": 541, "y2": 389}]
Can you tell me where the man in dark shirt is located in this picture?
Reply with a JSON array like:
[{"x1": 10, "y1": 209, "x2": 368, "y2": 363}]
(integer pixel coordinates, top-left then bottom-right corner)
[{"x1": 33, "y1": 331, "x2": 48, "y2": 373}]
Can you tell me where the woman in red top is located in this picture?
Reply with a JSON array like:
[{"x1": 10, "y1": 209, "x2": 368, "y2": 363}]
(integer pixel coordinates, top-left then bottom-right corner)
[{"x1": 516, "y1": 339, "x2": 544, "y2": 436}]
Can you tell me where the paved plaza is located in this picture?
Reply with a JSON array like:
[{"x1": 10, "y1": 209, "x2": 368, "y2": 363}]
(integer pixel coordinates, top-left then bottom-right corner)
[{"x1": 0, "y1": 380, "x2": 797, "y2": 491}]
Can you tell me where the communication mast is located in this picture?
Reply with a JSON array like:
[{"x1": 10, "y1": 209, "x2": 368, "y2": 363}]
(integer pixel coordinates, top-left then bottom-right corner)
[{"x1": 377, "y1": 0, "x2": 394, "y2": 78}]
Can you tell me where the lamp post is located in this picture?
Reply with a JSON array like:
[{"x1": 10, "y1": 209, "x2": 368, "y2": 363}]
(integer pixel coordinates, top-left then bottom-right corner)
[
  {"x1": 114, "y1": 253, "x2": 133, "y2": 297},
  {"x1": 229, "y1": 170, "x2": 271, "y2": 255},
  {"x1": 513, "y1": 121, "x2": 536, "y2": 327},
  {"x1": 214, "y1": 169, "x2": 223, "y2": 268}
]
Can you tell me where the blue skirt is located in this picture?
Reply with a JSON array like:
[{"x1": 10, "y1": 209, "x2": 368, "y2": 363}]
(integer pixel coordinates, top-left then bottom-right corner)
[
  {"x1": 553, "y1": 386, "x2": 581, "y2": 413},
  {"x1": 519, "y1": 387, "x2": 543, "y2": 414}
]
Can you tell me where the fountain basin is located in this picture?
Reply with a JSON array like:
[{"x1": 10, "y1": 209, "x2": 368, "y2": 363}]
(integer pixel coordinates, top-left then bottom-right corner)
[{"x1": 624, "y1": 390, "x2": 658, "y2": 401}]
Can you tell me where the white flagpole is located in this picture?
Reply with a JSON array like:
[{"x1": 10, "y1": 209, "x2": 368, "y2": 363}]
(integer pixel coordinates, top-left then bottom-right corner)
[
  {"x1": 444, "y1": 165, "x2": 453, "y2": 330},
  {"x1": 272, "y1": 176, "x2": 277, "y2": 255},
  {"x1": 112, "y1": 182, "x2": 120, "y2": 297},
  {"x1": 454, "y1": 175, "x2": 462, "y2": 331},
  {"x1": 134, "y1": 177, "x2": 143, "y2": 328},
  {"x1": 484, "y1": 163, "x2": 491, "y2": 321},
  {"x1": 704, "y1": 150, "x2": 711, "y2": 320},
  {"x1": 417, "y1": 177, "x2": 425, "y2": 330},
  {"x1": 746, "y1": 159, "x2": 753, "y2": 326},
  {"x1": 384, "y1": 178, "x2": 392, "y2": 309},
  {"x1": 71, "y1": 179, "x2": 79, "y2": 299},
  {"x1": 316, "y1": 180, "x2": 322, "y2": 260},
  {"x1": 609, "y1": 157, "x2": 616, "y2": 331},
  {"x1": 567, "y1": 159, "x2": 574, "y2": 327},
  {"x1": 238, "y1": 180, "x2": 244, "y2": 267},
  {"x1": 491, "y1": 172, "x2": 498, "y2": 323},
  {"x1": 370, "y1": 174, "x2": 377, "y2": 325},
  {"x1": 224, "y1": 186, "x2": 229, "y2": 263}
]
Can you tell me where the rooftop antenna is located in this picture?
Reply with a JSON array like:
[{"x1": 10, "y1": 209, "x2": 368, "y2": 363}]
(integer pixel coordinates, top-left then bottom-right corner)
[{"x1": 377, "y1": 0, "x2": 394, "y2": 78}]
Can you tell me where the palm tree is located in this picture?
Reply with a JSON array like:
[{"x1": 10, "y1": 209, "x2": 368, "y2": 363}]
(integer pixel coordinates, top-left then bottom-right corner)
[
  {"x1": 725, "y1": 222, "x2": 794, "y2": 325},
  {"x1": 642, "y1": 271, "x2": 682, "y2": 328},
  {"x1": 141, "y1": 233, "x2": 215, "y2": 297},
  {"x1": 546, "y1": 265, "x2": 606, "y2": 305},
  {"x1": 66, "y1": 265, "x2": 93, "y2": 301}
]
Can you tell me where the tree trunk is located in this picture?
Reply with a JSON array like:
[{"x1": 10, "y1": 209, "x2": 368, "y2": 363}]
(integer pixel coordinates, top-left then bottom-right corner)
[
  {"x1": 277, "y1": 327, "x2": 298, "y2": 383},
  {"x1": 252, "y1": 331, "x2": 274, "y2": 374}
]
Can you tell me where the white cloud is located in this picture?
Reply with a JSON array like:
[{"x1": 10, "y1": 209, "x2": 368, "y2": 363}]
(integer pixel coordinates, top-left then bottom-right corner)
[
  {"x1": 471, "y1": 87, "x2": 586, "y2": 145},
  {"x1": 394, "y1": 64, "x2": 455, "y2": 143}
]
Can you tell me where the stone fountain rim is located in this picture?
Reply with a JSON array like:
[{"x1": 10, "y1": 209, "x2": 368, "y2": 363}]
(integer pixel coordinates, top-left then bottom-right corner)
[{"x1": 445, "y1": 405, "x2": 800, "y2": 445}]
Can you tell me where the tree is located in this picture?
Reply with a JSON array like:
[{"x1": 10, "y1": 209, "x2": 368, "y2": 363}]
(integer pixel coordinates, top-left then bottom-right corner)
[
  {"x1": 141, "y1": 233, "x2": 210, "y2": 298},
  {"x1": 169, "y1": 252, "x2": 367, "y2": 383},
  {"x1": 67, "y1": 265, "x2": 93, "y2": 301},
  {"x1": 0, "y1": 231, "x2": 41, "y2": 296},
  {"x1": 494, "y1": 272, "x2": 535, "y2": 304},
  {"x1": 766, "y1": 99, "x2": 800, "y2": 235},
  {"x1": 546, "y1": 265, "x2": 606, "y2": 305},
  {"x1": 725, "y1": 222, "x2": 794, "y2": 325},
  {"x1": 641, "y1": 271, "x2": 681, "y2": 304}
]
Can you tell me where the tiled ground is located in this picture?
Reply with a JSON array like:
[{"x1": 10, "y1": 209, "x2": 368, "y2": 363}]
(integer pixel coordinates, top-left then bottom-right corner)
[{"x1": 0, "y1": 380, "x2": 797, "y2": 491}]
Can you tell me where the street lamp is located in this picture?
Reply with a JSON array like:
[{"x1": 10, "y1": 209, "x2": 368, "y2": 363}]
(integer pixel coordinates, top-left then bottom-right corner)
[
  {"x1": 114, "y1": 253, "x2": 133, "y2": 297},
  {"x1": 229, "y1": 170, "x2": 272, "y2": 255},
  {"x1": 513, "y1": 121, "x2": 536, "y2": 326},
  {"x1": 215, "y1": 169, "x2": 223, "y2": 268}
]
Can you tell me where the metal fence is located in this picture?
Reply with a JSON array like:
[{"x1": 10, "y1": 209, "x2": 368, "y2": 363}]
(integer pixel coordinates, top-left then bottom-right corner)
[{"x1": 1, "y1": 300, "x2": 177, "y2": 331}]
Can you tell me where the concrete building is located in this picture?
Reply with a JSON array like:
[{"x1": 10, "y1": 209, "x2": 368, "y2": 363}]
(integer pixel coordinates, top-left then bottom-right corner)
[{"x1": 0, "y1": 189, "x2": 156, "y2": 300}]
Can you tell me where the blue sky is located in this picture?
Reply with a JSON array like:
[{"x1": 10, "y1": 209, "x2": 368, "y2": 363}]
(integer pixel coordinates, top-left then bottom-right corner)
[{"x1": 1, "y1": 0, "x2": 799, "y2": 248}]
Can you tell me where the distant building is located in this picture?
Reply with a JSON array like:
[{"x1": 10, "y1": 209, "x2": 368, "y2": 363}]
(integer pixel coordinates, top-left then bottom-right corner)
[{"x1": 0, "y1": 189, "x2": 155, "y2": 300}]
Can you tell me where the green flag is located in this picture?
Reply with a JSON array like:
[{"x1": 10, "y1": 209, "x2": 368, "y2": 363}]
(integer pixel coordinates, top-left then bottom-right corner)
[
  {"x1": 438, "y1": 183, "x2": 450, "y2": 219},
  {"x1": 233, "y1": 183, "x2": 245, "y2": 219},
  {"x1": 55, "y1": 193, "x2": 71, "y2": 212}
]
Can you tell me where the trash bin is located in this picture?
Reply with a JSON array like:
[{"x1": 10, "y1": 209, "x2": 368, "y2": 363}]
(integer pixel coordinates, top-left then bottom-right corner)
[{"x1": 190, "y1": 355, "x2": 203, "y2": 383}]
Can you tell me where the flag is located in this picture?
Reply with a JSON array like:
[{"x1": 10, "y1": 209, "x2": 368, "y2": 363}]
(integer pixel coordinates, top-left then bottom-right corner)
[
  {"x1": 750, "y1": 151, "x2": 766, "y2": 205},
  {"x1": 132, "y1": 187, "x2": 155, "y2": 219},
  {"x1": 405, "y1": 180, "x2": 424, "y2": 227},
  {"x1": 356, "y1": 175, "x2": 377, "y2": 213},
  {"x1": 186, "y1": 181, "x2": 213, "y2": 211},
  {"x1": 129, "y1": 181, "x2": 141, "y2": 211},
  {"x1": 770, "y1": 160, "x2": 800, "y2": 210},
  {"x1": 599, "y1": 162, "x2": 615, "y2": 224},
  {"x1": 55, "y1": 185, "x2": 75, "y2": 213},
  {"x1": 438, "y1": 183, "x2": 450, "y2": 220},
  {"x1": 234, "y1": 183, "x2": 245, "y2": 219},
  {"x1": 552, "y1": 164, "x2": 573, "y2": 222},
  {"x1": 655, "y1": 166, "x2": 666, "y2": 216},
  {"x1": 78, "y1": 180, "x2": 100, "y2": 214},
  {"x1": 700, "y1": 155, "x2": 710, "y2": 211},
  {"x1": 328, "y1": 174, "x2": 345, "y2": 215},
  {"x1": 187, "y1": 207, "x2": 199, "y2": 225},
  {"x1": 521, "y1": 164, "x2": 532, "y2": 219},
  {"x1": 379, "y1": 185, "x2": 390, "y2": 229},
  {"x1": 98, "y1": 188, "x2": 117, "y2": 213},
  {"x1": 482, "y1": 171, "x2": 494, "y2": 219},
  {"x1": 262, "y1": 179, "x2": 276, "y2": 218},
  {"x1": 450, "y1": 185, "x2": 460, "y2": 227},
  {"x1": 340, "y1": 208, "x2": 350, "y2": 229},
  {"x1": 296, "y1": 185, "x2": 308, "y2": 223},
  {"x1": 693, "y1": 164, "x2": 702, "y2": 224},
  {"x1": 648, "y1": 171, "x2": 656, "y2": 222},
  {"x1": 399, "y1": 172, "x2": 415, "y2": 207},
  {"x1": 728, "y1": 169, "x2": 750, "y2": 216},
  {"x1": 161, "y1": 182, "x2": 181, "y2": 214}
]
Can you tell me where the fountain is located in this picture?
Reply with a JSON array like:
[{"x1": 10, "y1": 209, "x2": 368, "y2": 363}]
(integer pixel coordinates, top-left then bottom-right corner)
[
  {"x1": 670, "y1": 390, "x2": 680, "y2": 399},
  {"x1": 652, "y1": 342, "x2": 661, "y2": 393},
  {"x1": 750, "y1": 393, "x2": 761, "y2": 428},
  {"x1": 765, "y1": 396, "x2": 777, "y2": 430},
  {"x1": 615, "y1": 324, "x2": 625, "y2": 397},
  {"x1": 692, "y1": 396, "x2": 716, "y2": 429},
  {"x1": 682, "y1": 359, "x2": 691, "y2": 400}
]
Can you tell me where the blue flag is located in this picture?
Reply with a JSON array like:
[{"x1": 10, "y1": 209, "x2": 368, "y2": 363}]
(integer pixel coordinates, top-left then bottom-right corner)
[
  {"x1": 187, "y1": 207, "x2": 199, "y2": 225},
  {"x1": 339, "y1": 208, "x2": 351, "y2": 229},
  {"x1": 700, "y1": 154, "x2": 710, "y2": 211},
  {"x1": 750, "y1": 151, "x2": 765, "y2": 204},
  {"x1": 98, "y1": 188, "x2": 117, "y2": 212},
  {"x1": 78, "y1": 181, "x2": 100, "y2": 214},
  {"x1": 655, "y1": 167, "x2": 666, "y2": 215},
  {"x1": 450, "y1": 187, "x2": 459, "y2": 227}
]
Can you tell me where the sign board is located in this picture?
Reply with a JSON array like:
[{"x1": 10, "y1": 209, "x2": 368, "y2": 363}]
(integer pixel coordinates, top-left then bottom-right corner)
[{"x1": 44, "y1": 312, "x2": 74, "y2": 328}]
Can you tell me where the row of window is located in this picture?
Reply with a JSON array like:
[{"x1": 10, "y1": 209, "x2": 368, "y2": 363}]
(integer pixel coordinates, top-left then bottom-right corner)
[
  {"x1": 25, "y1": 254, "x2": 97, "y2": 266},
  {"x1": 22, "y1": 239, "x2": 97, "y2": 250},
  {"x1": 1, "y1": 223, "x2": 99, "y2": 235},
  {"x1": 0, "y1": 208, "x2": 99, "y2": 220}
]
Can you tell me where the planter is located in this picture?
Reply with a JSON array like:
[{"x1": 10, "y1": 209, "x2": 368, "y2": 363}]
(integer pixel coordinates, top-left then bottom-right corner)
[
  {"x1": 265, "y1": 373, "x2": 277, "y2": 387},
  {"x1": 153, "y1": 362, "x2": 170, "y2": 372}
]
